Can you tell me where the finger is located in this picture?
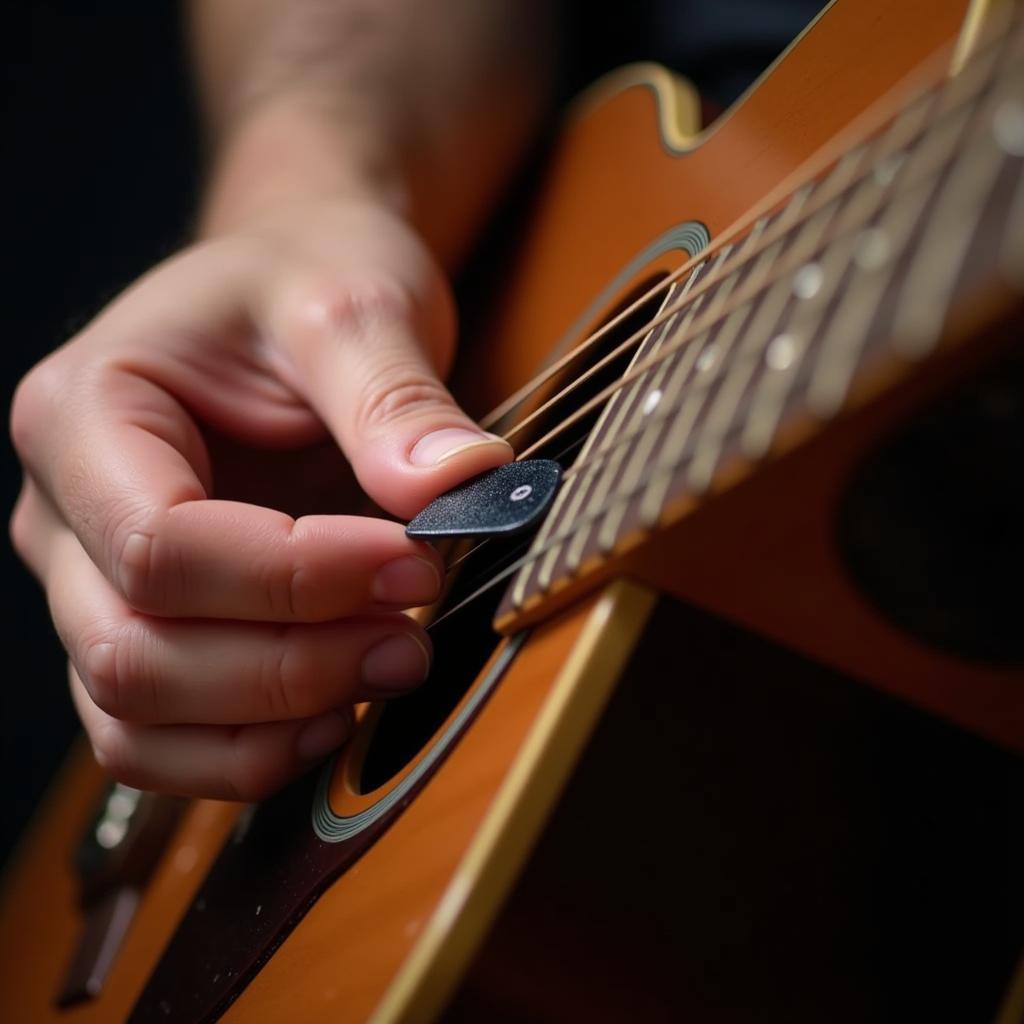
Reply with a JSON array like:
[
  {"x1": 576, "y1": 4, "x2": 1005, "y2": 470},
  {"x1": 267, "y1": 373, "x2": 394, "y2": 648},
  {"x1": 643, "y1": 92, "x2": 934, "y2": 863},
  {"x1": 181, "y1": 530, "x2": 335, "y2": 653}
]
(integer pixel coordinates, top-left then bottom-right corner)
[
  {"x1": 48, "y1": 528, "x2": 430, "y2": 724},
  {"x1": 14, "y1": 363, "x2": 443, "y2": 619},
  {"x1": 71, "y1": 666, "x2": 353, "y2": 801},
  {"x1": 270, "y1": 276, "x2": 513, "y2": 520}
]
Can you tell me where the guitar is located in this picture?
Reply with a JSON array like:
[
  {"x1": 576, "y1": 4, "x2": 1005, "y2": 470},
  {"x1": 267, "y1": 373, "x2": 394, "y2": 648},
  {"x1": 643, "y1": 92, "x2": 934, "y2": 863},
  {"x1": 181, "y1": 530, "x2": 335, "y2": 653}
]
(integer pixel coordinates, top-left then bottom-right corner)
[{"x1": 3, "y1": 0, "x2": 1022, "y2": 1020}]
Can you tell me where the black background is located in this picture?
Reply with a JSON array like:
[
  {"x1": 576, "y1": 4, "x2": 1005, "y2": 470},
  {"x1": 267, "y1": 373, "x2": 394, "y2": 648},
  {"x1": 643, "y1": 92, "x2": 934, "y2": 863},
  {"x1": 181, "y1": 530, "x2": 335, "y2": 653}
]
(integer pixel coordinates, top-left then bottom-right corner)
[{"x1": 3, "y1": 3, "x2": 200, "y2": 865}]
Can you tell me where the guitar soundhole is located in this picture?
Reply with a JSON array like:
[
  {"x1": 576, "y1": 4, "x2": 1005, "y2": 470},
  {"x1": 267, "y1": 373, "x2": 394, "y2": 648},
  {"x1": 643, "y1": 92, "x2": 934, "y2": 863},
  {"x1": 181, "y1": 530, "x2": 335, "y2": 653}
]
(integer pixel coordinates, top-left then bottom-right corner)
[{"x1": 358, "y1": 275, "x2": 670, "y2": 792}]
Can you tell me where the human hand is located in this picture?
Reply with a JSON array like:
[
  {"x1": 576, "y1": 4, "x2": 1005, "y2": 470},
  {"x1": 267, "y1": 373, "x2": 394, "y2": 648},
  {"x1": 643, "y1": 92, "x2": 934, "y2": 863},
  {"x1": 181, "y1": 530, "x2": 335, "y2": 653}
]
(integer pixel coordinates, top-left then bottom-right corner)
[{"x1": 9, "y1": 199, "x2": 512, "y2": 801}]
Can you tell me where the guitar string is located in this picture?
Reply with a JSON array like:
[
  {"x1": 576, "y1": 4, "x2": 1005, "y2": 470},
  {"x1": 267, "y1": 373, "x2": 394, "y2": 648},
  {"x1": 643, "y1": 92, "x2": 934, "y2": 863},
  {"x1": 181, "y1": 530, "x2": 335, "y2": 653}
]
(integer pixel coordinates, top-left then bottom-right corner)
[
  {"x1": 429, "y1": 41, "x2": 1016, "y2": 608},
  {"x1": 471, "y1": 21, "x2": 1011, "y2": 452},
  {"x1": 435, "y1": 55, "x2": 1012, "y2": 590},
  {"x1": 500, "y1": 85, "x2": 998, "y2": 459},
  {"x1": 494, "y1": 45, "x2": 1016, "y2": 476},
  {"x1": 476, "y1": 19, "x2": 1017, "y2": 441}
]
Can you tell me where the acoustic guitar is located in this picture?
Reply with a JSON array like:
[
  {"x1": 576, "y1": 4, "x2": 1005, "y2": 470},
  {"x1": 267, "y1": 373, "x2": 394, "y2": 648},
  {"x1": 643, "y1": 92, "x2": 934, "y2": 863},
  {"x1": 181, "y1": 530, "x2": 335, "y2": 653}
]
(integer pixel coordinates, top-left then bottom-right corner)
[{"x1": 3, "y1": 0, "x2": 1022, "y2": 1020}]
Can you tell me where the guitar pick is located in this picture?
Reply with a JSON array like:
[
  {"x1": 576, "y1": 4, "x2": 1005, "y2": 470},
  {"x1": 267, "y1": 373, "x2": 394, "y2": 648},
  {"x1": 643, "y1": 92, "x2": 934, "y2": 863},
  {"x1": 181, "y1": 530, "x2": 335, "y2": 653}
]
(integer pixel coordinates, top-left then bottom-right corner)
[{"x1": 405, "y1": 459, "x2": 562, "y2": 539}]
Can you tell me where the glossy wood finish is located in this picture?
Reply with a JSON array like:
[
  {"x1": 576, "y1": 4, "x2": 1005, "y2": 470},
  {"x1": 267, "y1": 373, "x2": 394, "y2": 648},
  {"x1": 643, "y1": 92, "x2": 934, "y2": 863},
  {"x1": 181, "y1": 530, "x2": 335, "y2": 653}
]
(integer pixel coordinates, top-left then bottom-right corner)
[{"x1": 4, "y1": 1, "x2": 1013, "y2": 1021}]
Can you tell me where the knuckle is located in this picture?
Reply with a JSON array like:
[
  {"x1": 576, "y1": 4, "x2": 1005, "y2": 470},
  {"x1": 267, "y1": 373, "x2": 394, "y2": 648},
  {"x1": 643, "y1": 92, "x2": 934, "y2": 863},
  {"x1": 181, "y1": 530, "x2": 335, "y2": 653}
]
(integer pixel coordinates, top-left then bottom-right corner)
[
  {"x1": 9, "y1": 361, "x2": 58, "y2": 462},
  {"x1": 260, "y1": 559, "x2": 308, "y2": 621},
  {"x1": 227, "y1": 737, "x2": 288, "y2": 803},
  {"x1": 261, "y1": 627, "x2": 323, "y2": 720},
  {"x1": 79, "y1": 622, "x2": 155, "y2": 721},
  {"x1": 283, "y1": 276, "x2": 416, "y2": 349},
  {"x1": 9, "y1": 490, "x2": 34, "y2": 566},
  {"x1": 108, "y1": 515, "x2": 173, "y2": 613},
  {"x1": 354, "y1": 369, "x2": 454, "y2": 433},
  {"x1": 88, "y1": 721, "x2": 135, "y2": 784},
  {"x1": 78, "y1": 628, "x2": 125, "y2": 718}
]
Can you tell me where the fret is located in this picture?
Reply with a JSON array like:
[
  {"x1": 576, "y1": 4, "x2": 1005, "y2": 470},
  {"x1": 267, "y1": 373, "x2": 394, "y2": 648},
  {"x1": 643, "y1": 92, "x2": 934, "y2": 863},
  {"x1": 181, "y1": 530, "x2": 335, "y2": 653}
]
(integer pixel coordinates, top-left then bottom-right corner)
[
  {"x1": 821, "y1": 144, "x2": 871, "y2": 195},
  {"x1": 741, "y1": 215, "x2": 771, "y2": 253},
  {"x1": 774, "y1": 182, "x2": 815, "y2": 232},
  {"x1": 935, "y1": 35, "x2": 1003, "y2": 119},
  {"x1": 692, "y1": 246, "x2": 742, "y2": 324},
  {"x1": 891, "y1": 91, "x2": 1016, "y2": 359},
  {"x1": 806, "y1": 173, "x2": 939, "y2": 416}
]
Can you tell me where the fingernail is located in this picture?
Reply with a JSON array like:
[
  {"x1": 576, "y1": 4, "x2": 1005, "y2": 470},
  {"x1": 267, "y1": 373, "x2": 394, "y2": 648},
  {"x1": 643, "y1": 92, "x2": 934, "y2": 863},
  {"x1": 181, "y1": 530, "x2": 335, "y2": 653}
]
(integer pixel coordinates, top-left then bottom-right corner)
[
  {"x1": 409, "y1": 428, "x2": 511, "y2": 467},
  {"x1": 297, "y1": 710, "x2": 352, "y2": 762},
  {"x1": 362, "y1": 633, "x2": 431, "y2": 691},
  {"x1": 372, "y1": 556, "x2": 441, "y2": 606}
]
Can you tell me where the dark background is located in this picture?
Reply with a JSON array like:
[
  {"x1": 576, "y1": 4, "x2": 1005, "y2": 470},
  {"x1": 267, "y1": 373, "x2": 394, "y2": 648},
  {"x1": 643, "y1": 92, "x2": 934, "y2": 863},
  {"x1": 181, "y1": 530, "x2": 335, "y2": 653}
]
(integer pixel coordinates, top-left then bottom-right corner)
[{"x1": 3, "y1": 3, "x2": 200, "y2": 865}]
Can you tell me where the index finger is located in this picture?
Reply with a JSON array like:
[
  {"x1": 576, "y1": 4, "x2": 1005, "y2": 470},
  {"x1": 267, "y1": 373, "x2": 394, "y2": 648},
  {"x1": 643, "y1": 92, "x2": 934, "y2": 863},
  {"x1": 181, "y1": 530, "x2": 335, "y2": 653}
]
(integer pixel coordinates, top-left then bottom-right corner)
[{"x1": 13, "y1": 360, "x2": 443, "y2": 621}]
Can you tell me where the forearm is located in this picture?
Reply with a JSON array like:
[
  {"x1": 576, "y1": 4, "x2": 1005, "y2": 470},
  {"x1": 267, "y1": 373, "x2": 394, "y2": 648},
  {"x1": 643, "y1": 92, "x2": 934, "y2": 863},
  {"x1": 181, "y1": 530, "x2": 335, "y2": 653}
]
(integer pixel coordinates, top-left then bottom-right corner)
[{"x1": 191, "y1": 0, "x2": 557, "y2": 265}]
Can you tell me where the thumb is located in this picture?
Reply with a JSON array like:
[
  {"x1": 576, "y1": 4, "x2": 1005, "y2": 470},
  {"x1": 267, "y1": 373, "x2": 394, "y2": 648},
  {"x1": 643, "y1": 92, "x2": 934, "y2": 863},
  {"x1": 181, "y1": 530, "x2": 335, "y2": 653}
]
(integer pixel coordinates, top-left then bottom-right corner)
[{"x1": 272, "y1": 276, "x2": 513, "y2": 520}]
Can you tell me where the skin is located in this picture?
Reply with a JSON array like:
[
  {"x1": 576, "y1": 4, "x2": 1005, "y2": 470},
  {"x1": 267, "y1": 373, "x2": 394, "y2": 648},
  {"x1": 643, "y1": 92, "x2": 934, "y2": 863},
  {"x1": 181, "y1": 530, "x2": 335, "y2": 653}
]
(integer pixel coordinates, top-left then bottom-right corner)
[{"x1": 9, "y1": 0, "x2": 556, "y2": 801}]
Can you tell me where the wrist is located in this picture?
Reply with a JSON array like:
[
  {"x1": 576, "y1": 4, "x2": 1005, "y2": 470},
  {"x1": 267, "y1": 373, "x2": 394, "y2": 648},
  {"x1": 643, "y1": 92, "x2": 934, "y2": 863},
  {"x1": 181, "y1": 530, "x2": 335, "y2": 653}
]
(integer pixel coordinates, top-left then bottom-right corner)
[{"x1": 198, "y1": 97, "x2": 411, "y2": 239}]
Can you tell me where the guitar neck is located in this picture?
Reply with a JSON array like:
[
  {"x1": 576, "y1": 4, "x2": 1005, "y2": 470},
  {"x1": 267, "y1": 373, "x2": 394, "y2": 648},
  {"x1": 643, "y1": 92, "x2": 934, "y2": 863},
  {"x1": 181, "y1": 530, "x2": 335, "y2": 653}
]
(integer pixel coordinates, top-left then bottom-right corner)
[{"x1": 497, "y1": 10, "x2": 1024, "y2": 630}]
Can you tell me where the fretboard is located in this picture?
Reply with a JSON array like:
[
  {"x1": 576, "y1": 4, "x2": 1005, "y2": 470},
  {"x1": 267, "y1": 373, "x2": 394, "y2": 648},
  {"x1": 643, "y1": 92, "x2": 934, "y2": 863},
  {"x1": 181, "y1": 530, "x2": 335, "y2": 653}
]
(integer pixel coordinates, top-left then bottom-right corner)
[{"x1": 496, "y1": 12, "x2": 1024, "y2": 626}]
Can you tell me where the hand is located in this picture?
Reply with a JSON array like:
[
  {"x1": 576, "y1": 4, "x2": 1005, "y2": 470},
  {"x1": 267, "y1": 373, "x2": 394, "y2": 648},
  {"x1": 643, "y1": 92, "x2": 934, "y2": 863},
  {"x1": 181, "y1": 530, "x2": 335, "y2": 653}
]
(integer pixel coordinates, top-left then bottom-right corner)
[{"x1": 9, "y1": 199, "x2": 512, "y2": 801}]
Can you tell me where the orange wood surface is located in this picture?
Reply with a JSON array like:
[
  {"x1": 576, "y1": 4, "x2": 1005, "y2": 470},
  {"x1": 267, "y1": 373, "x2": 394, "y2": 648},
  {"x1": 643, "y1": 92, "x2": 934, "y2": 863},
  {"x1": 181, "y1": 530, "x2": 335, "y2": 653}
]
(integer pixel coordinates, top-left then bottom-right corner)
[{"x1": 3, "y1": 1, "x2": 1004, "y2": 1021}]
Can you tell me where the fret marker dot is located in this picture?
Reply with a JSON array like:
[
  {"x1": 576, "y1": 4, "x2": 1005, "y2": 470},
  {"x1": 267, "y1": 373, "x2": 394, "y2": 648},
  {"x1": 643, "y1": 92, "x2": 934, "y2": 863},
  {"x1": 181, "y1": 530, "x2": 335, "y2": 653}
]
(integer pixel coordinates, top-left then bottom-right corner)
[
  {"x1": 853, "y1": 227, "x2": 892, "y2": 270},
  {"x1": 792, "y1": 263, "x2": 824, "y2": 299},
  {"x1": 765, "y1": 333, "x2": 798, "y2": 371},
  {"x1": 96, "y1": 819, "x2": 127, "y2": 850},
  {"x1": 642, "y1": 389, "x2": 663, "y2": 415},
  {"x1": 509, "y1": 484, "x2": 533, "y2": 502},
  {"x1": 993, "y1": 100, "x2": 1024, "y2": 157},
  {"x1": 873, "y1": 153, "x2": 904, "y2": 187},
  {"x1": 696, "y1": 345, "x2": 718, "y2": 372}
]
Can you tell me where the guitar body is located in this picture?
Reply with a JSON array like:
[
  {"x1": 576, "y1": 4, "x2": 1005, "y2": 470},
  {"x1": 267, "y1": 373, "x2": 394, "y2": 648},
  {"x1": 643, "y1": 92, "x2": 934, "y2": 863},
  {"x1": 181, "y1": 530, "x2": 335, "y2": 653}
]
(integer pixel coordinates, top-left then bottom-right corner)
[{"x1": 3, "y1": 1, "x2": 1022, "y2": 1021}]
